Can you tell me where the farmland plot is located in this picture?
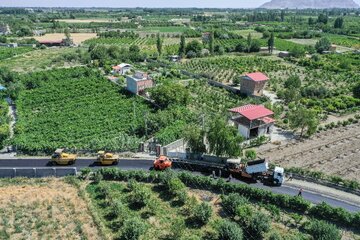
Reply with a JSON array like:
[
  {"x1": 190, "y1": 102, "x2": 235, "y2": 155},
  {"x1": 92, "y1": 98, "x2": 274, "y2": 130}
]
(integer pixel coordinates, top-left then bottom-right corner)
[
  {"x1": 259, "y1": 123, "x2": 360, "y2": 182},
  {"x1": 0, "y1": 178, "x2": 100, "y2": 239},
  {"x1": 13, "y1": 67, "x2": 152, "y2": 153}
]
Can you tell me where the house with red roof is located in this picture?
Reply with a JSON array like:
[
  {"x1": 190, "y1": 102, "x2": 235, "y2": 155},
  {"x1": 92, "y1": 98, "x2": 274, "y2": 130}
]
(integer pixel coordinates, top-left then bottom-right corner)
[
  {"x1": 229, "y1": 104, "x2": 275, "y2": 139},
  {"x1": 240, "y1": 72, "x2": 269, "y2": 97},
  {"x1": 112, "y1": 63, "x2": 132, "y2": 75}
]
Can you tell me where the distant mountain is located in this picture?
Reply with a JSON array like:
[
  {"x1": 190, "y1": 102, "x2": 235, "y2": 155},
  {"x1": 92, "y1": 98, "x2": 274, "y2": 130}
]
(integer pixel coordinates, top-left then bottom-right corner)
[{"x1": 260, "y1": 0, "x2": 359, "y2": 9}]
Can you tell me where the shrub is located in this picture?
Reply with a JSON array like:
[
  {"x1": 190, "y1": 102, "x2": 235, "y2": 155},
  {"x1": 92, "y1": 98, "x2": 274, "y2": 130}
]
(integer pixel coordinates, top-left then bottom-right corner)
[
  {"x1": 269, "y1": 231, "x2": 283, "y2": 240},
  {"x1": 305, "y1": 219, "x2": 341, "y2": 240},
  {"x1": 80, "y1": 167, "x2": 91, "y2": 180},
  {"x1": 221, "y1": 193, "x2": 249, "y2": 216},
  {"x1": 128, "y1": 184, "x2": 151, "y2": 208},
  {"x1": 192, "y1": 202, "x2": 212, "y2": 226},
  {"x1": 167, "y1": 177, "x2": 186, "y2": 196},
  {"x1": 236, "y1": 206, "x2": 270, "y2": 239},
  {"x1": 217, "y1": 220, "x2": 243, "y2": 240},
  {"x1": 93, "y1": 171, "x2": 103, "y2": 184},
  {"x1": 245, "y1": 212, "x2": 271, "y2": 239},
  {"x1": 244, "y1": 149, "x2": 257, "y2": 160},
  {"x1": 119, "y1": 218, "x2": 147, "y2": 240}
]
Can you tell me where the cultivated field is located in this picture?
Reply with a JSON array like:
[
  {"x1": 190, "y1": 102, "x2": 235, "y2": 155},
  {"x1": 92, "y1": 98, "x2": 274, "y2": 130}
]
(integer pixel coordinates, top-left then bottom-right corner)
[
  {"x1": 57, "y1": 19, "x2": 114, "y2": 23},
  {"x1": 33, "y1": 33, "x2": 97, "y2": 44},
  {"x1": 0, "y1": 178, "x2": 100, "y2": 239},
  {"x1": 259, "y1": 123, "x2": 360, "y2": 181}
]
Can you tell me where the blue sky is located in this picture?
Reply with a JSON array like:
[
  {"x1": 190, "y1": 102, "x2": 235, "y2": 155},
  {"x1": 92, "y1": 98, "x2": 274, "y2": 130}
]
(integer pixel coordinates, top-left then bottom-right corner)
[{"x1": 1, "y1": 0, "x2": 360, "y2": 8}]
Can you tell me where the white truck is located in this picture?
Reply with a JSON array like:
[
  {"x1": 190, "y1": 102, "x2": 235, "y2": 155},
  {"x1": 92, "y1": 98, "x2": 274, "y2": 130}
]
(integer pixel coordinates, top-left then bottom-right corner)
[{"x1": 226, "y1": 159, "x2": 285, "y2": 186}]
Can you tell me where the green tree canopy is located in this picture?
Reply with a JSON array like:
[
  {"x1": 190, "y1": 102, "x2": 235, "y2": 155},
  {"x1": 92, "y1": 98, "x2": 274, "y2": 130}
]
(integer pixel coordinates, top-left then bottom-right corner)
[
  {"x1": 186, "y1": 40, "x2": 203, "y2": 55},
  {"x1": 179, "y1": 34, "x2": 186, "y2": 56},
  {"x1": 183, "y1": 124, "x2": 206, "y2": 153},
  {"x1": 305, "y1": 220, "x2": 341, "y2": 240},
  {"x1": 289, "y1": 106, "x2": 319, "y2": 138},
  {"x1": 207, "y1": 117, "x2": 244, "y2": 157},
  {"x1": 315, "y1": 37, "x2": 331, "y2": 53},
  {"x1": 149, "y1": 82, "x2": 190, "y2": 109}
]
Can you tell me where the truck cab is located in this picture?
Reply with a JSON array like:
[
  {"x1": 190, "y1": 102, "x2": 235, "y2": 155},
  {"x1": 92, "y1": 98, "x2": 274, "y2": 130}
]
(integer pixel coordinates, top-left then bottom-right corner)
[
  {"x1": 51, "y1": 148, "x2": 77, "y2": 165},
  {"x1": 271, "y1": 167, "x2": 285, "y2": 186}
]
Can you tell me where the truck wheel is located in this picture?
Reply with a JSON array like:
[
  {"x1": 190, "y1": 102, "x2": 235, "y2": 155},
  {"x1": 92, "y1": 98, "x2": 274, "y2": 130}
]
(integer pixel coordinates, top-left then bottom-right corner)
[
  {"x1": 69, "y1": 161, "x2": 74, "y2": 165},
  {"x1": 274, "y1": 179, "x2": 279, "y2": 186}
]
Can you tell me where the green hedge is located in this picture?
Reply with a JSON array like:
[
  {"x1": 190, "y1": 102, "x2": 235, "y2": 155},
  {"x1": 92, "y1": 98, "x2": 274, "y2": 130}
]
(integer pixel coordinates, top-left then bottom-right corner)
[{"x1": 96, "y1": 168, "x2": 359, "y2": 229}]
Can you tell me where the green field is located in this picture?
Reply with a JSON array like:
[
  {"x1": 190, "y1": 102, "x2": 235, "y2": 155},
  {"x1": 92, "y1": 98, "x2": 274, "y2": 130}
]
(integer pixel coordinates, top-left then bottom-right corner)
[
  {"x1": 0, "y1": 47, "x2": 33, "y2": 61},
  {"x1": 13, "y1": 67, "x2": 152, "y2": 153}
]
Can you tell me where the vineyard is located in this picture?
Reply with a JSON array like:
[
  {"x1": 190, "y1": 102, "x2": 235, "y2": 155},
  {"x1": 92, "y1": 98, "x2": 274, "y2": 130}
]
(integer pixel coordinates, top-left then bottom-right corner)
[
  {"x1": 324, "y1": 34, "x2": 360, "y2": 49},
  {"x1": 0, "y1": 47, "x2": 33, "y2": 60},
  {"x1": 187, "y1": 80, "x2": 265, "y2": 115},
  {"x1": 181, "y1": 56, "x2": 291, "y2": 83},
  {"x1": 12, "y1": 67, "x2": 154, "y2": 153}
]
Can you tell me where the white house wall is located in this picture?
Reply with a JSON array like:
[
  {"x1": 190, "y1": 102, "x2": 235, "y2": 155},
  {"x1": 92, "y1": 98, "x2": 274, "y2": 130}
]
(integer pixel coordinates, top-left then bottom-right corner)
[{"x1": 238, "y1": 124, "x2": 250, "y2": 139}]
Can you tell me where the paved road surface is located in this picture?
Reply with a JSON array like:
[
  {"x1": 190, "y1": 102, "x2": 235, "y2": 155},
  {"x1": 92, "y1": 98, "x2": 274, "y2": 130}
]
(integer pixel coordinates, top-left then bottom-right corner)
[{"x1": 0, "y1": 158, "x2": 359, "y2": 213}]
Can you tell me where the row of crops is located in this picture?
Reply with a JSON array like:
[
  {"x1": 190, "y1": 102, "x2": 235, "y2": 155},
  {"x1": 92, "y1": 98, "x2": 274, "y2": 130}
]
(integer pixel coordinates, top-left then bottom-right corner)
[
  {"x1": 181, "y1": 56, "x2": 291, "y2": 83},
  {"x1": 84, "y1": 37, "x2": 156, "y2": 46},
  {"x1": 0, "y1": 47, "x2": 33, "y2": 61},
  {"x1": 13, "y1": 67, "x2": 154, "y2": 153}
]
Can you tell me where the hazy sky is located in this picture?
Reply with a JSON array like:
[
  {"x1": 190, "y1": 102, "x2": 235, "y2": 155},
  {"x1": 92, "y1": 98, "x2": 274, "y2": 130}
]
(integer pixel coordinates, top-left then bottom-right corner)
[
  {"x1": 0, "y1": 0, "x2": 288, "y2": 9},
  {"x1": 1, "y1": 0, "x2": 360, "y2": 8}
]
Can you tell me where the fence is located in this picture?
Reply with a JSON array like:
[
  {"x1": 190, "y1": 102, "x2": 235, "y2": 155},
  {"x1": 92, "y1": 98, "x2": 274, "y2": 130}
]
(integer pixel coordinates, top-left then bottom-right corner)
[{"x1": 0, "y1": 168, "x2": 77, "y2": 178}]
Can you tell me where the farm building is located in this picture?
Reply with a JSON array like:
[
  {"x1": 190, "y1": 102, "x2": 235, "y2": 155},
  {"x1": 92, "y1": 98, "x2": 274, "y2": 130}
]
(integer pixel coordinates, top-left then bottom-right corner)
[
  {"x1": 0, "y1": 24, "x2": 11, "y2": 35},
  {"x1": 278, "y1": 51, "x2": 290, "y2": 58},
  {"x1": 330, "y1": 44, "x2": 337, "y2": 52},
  {"x1": 112, "y1": 63, "x2": 132, "y2": 75},
  {"x1": 240, "y1": 72, "x2": 269, "y2": 97},
  {"x1": 169, "y1": 55, "x2": 181, "y2": 62},
  {"x1": 39, "y1": 40, "x2": 64, "y2": 47},
  {"x1": 126, "y1": 71, "x2": 153, "y2": 95},
  {"x1": 229, "y1": 104, "x2": 275, "y2": 139}
]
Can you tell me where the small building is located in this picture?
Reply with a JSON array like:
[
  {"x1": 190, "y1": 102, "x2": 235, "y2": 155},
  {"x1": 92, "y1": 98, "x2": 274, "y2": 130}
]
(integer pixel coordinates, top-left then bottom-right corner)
[
  {"x1": 0, "y1": 24, "x2": 11, "y2": 35},
  {"x1": 112, "y1": 63, "x2": 132, "y2": 75},
  {"x1": 278, "y1": 51, "x2": 290, "y2": 58},
  {"x1": 240, "y1": 72, "x2": 269, "y2": 97},
  {"x1": 229, "y1": 104, "x2": 275, "y2": 139},
  {"x1": 169, "y1": 55, "x2": 181, "y2": 62},
  {"x1": 39, "y1": 40, "x2": 64, "y2": 47},
  {"x1": 126, "y1": 71, "x2": 153, "y2": 95},
  {"x1": 330, "y1": 44, "x2": 337, "y2": 52}
]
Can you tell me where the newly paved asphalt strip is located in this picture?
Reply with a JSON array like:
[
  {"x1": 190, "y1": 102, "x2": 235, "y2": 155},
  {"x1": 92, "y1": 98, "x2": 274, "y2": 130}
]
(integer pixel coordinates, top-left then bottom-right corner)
[{"x1": 0, "y1": 158, "x2": 359, "y2": 213}]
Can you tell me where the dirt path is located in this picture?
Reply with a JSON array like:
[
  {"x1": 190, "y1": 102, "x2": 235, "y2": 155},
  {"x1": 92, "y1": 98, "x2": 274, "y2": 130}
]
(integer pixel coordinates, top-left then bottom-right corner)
[{"x1": 258, "y1": 123, "x2": 360, "y2": 181}]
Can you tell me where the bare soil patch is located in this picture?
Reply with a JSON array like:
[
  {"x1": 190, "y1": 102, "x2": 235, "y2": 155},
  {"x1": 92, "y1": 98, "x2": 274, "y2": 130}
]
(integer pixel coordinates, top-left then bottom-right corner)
[
  {"x1": 259, "y1": 123, "x2": 360, "y2": 181},
  {"x1": 33, "y1": 33, "x2": 97, "y2": 44},
  {"x1": 0, "y1": 178, "x2": 100, "y2": 239}
]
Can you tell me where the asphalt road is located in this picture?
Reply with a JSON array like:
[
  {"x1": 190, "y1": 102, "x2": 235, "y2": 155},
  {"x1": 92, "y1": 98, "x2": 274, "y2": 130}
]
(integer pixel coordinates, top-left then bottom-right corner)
[{"x1": 0, "y1": 158, "x2": 359, "y2": 213}]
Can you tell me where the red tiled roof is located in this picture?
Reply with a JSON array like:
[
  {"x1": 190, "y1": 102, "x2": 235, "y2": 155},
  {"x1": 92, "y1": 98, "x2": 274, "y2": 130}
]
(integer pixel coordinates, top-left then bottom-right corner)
[
  {"x1": 39, "y1": 40, "x2": 63, "y2": 44},
  {"x1": 229, "y1": 104, "x2": 274, "y2": 121},
  {"x1": 261, "y1": 117, "x2": 275, "y2": 124},
  {"x1": 245, "y1": 72, "x2": 269, "y2": 82},
  {"x1": 112, "y1": 66, "x2": 121, "y2": 70}
]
